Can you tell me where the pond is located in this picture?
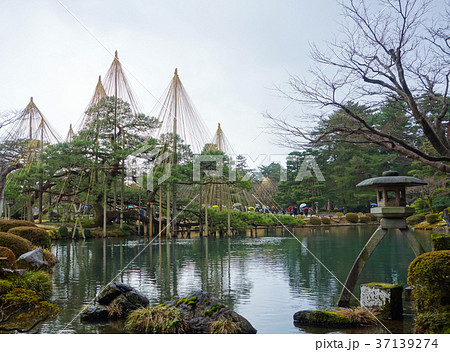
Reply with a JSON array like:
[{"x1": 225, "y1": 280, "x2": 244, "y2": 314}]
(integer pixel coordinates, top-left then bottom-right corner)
[{"x1": 40, "y1": 226, "x2": 431, "y2": 334}]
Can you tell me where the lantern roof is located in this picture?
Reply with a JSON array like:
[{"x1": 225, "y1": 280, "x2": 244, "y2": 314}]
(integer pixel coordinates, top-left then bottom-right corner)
[{"x1": 356, "y1": 170, "x2": 427, "y2": 188}]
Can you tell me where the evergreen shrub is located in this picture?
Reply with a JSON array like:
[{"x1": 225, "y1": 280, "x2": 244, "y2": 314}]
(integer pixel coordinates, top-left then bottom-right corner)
[
  {"x1": 8, "y1": 227, "x2": 52, "y2": 249},
  {"x1": 359, "y1": 215, "x2": 370, "y2": 223},
  {"x1": 58, "y1": 226, "x2": 68, "y2": 238},
  {"x1": 0, "y1": 220, "x2": 36, "y2": 232},
  {"x1": 0, "y1": 232, "x2": 32, "y2": 257},
  {"x1": 309, "y1": 217, "x2": 322, "y2": 225},
  {"x1": 407, "y1": 250, "x2": 450, "y2": 312},
  {"x1": 320, "y1": 217, "x2": 331, "y2": 225},
  {"x1": 345, "y1": 213, "x2": 359, "y2": 223},
  {"x1": 0, "y1": 246, "x2": 17, "y2": 270}
]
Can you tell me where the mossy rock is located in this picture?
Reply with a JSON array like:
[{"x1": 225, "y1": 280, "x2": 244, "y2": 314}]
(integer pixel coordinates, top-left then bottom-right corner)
[
  {"x1": 309, "y1": 217, "x2": 322, "y2": 226},
  {"x1": 0, "y1": 246, "x2": 17, "y2": 270},
  {"x1": 0, "y1": 232, "x2": 33, "y2": 257},
  {"x1": 431, "y1": 233, "x2": 450, "y2": 251},
  {"x1": 406, "y1": 213, "x2": 426, "y2": 225},
  {"x1": 8, "y1": 226, "x2": 52, "y2": 249},
  {"x1": 345, "y1": 213, "x2": 359, "y2": 223},
  {"x1": 293, "y1": 310, "x2": 357, "y2": 327},
  {"x1": 408, "y1": 250, "x2": 450, "y2": 313},
  {"x1": 0, "y1": 220, "x2": 36, "y2": 232},
  {"x1": 425, "y1": 214, "x2": 440, "y2": 224}
]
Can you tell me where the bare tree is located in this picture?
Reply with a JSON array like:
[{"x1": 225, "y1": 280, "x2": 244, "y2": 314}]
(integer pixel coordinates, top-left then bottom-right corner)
[{"x1": 269, "y1": 0, "x2": 450, "y2": 173}]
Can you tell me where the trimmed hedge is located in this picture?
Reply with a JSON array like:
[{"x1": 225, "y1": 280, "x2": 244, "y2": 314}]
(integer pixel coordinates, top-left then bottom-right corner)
[
  {"x1": 414, "y1": 309, "x2": 450, "y2": 334},
  {"x1": 425, "y1": 214, "x2": 440, "y2": 224},
  {"x1": 359, "y1": 215, "x2": 371, "y2": 223},
  {"x1": 407, "y1": 250, "x2": 450, "y2": 313},
  {"x1": 320, "y1": 217, "x2": 331, "y2": 225},
  {"x1": 0, "y1": 220, "x2": 36, "y2": 232},
  {"x1": 309, "y1": 217, "x2": 322, "y2": 225},
  {"x1": 58, "y1": 226, "x2": 69, "y2": 238},
  {"x1": 0, "y1": 232, "x2": 32, "y2": 257},
  {"x1": 0, "y1": 246, "x2": 17, "y2": 270},
  {"x1": 367, "y1": 213, "x2": 377, "y2": 221},
  {"x1": 8, "y1": 226, "x2": 51, "y2": 249},
  {"x1": 345, "y1": 213, "x2": 359, "y2": 223}
]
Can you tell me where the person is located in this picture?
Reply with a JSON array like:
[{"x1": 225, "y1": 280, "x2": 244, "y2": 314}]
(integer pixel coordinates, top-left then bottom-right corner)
[{"x1": 304, "y1": 207, "x2": 309, "y2": 217}]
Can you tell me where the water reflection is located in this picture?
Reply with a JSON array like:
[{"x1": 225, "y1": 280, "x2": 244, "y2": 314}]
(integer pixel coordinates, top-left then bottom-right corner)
[{"x1": 41, "y1": 226, "x2": 430, "y2": 334}]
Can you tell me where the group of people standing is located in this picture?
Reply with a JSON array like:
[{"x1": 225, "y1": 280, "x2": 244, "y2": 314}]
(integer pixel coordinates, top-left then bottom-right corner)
[{"x1": 283, "y1": 205, "x2": 309, "y2": 217}]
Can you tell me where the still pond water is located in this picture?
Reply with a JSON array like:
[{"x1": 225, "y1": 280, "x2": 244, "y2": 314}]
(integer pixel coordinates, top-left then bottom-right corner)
[{"x1": 40, "y1": 226, "x2": 431, "y2": 334}]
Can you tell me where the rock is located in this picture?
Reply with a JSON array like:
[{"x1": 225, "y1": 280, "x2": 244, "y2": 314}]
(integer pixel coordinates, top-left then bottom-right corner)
[
  {"x1": 80, "y1": 304, "x2": 109, "y2": 323},
  {"x1": 16, "y1": 248, "x2": 46, "y2": 270},
  {"x1": 81, "y1": 282, "x2": 149, "y2": 322},
  {"x1": 108, "y1": 289, "x2": 150, "y2": 318},
  {"x1": 97, "y1": 282, "x2": 132, "y2": 305},
  {"x1": 293, "y1": 310, "x2": 357, "y2": 328},
  {"x1": 167, "y1": 290, "x2": 257, "y2": 334},
  {"x1": 97, "y1": 282, "x2": 149, "y2": 318}
]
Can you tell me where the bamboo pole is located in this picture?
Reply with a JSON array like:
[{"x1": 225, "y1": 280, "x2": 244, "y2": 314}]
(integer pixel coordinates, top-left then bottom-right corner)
[
  {"x1": 38, "y1": 119, "x2": 44, "y2": 223},
  {"x1": 138, "y1": 191, "x2": 141, "y2": 236},
  {"x1": 171, "y1": 69, "x2": 178, "y2": 238},
  {"x1": 205, "y1": 204, "x2": 208, "y2": 237},
  {"x1": 103, "y1": 170, "x2": 107, "y2": 238},
  {"x1": 149, "y1": 201, "x2": 153, "y2": 239},
  {"x1": 166, "y1": 185, "x2": 170, "y2": 238},
  {"x1": 159, "y1": 187, "x2": 162, "y2": 237},
  {"x1": 227, "y1": 205, "x2": 231, "y2": 237},
  {"x1": 199, "y1": 185, "x2": 203, "y2": 237}
]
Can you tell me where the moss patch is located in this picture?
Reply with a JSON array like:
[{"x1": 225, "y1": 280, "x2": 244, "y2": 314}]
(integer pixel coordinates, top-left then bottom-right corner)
[
  {"x1": 204, "y1": 303, "x2": 223, "y2": 317},
  {"x1": 364, "y1": 282, "x2": 402, "y2": 289},
  {"x1": 294, "y1": 310, "x2": 356, "y2": 327}
]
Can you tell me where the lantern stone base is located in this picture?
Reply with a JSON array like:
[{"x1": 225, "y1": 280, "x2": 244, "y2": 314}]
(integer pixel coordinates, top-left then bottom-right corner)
[
  {"x1": 380, "y1": 218, "x2": 407, "y2": 229},
  {"x1": 371, "y1": 206, "x2": 415, "y2": 219},
  {"x1": 360, "y1": 283, "x2": 403, "y2": 319}
]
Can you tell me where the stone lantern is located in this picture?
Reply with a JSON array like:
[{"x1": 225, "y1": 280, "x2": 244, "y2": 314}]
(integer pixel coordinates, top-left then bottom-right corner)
[{"x1": 338, "y1": 170, "x2": 427, "y2": 307}]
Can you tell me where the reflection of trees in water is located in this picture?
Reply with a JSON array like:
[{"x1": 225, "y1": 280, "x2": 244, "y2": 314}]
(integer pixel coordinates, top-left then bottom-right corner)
[{"x1": 42, "y1": 228, "x2": 431, "y2": 332}]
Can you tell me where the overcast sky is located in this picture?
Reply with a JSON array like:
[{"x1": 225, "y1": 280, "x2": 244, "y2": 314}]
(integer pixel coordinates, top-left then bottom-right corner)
[{"x1": 0, "y1": 0, "x2": 341, "y2": 167}]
